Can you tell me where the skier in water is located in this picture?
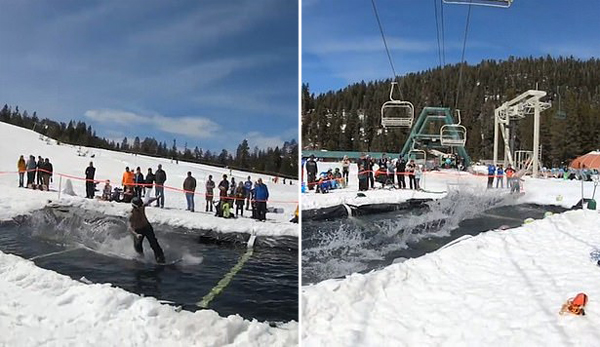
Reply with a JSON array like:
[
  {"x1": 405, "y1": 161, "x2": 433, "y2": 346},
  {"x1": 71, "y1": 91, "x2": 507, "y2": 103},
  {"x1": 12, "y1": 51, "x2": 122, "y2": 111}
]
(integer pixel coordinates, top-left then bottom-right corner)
[{"x1": 128, "y1": 196, "x2": 165, "y2": 264}]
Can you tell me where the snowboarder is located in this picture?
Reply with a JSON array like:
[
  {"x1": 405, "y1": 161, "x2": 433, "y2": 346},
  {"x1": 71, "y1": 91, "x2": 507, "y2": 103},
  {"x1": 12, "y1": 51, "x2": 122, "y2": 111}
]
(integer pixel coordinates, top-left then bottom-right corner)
[
  {"x1": 205, "y1": 175, "x2": 215, "y2": 212},
  {"x1": 17, "y1": 155, "x2": 26, "y2": 187},
  {"x1": 85, "y1": 161, "x2": 96, "y2": 199},
  {"x1": 128, "y1": 197, "x2": 165, "y2": 264},
  {"x1": 183, "y1": 171, "x2": 196, "y2": 212},
  {"x1": 154, "y1": 164, "x2": 167, "y2": 208}
]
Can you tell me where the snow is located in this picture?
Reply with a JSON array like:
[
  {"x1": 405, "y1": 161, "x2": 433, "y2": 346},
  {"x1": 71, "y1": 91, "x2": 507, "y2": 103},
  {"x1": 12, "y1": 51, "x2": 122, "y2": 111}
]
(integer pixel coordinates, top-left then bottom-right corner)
[
  {"x1": 0, "y1": 250, "x2": 297, "y2": 347},
  {"x1": 302, "y1": 209, "x2": 600, "y2": 346},
  {"x1": 302, "y1": 161, "x2": 597, "y2": 211},
  {"x1": 0, "y1": 122, "x2": 298, "y2": 237},
  {"x1": 0, "y1": 122, "x2": 298, "y2": 345}
]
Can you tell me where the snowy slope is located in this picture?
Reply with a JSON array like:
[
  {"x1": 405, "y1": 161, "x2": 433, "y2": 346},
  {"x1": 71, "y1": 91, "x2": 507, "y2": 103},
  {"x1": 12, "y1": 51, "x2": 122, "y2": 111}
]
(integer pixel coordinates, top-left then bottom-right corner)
[
  {"x1": 302, "y1": 210, "x2": 600, "y2": 346},
  {"x1": 0, "y1": 250, "x2": 297, "y2": 347},
  {"x1": 302, "y1": 161, "x2": 596, "y2": 210},
  {"x1": 0, "y1": 122, "x2": 298, "y2": 237}
]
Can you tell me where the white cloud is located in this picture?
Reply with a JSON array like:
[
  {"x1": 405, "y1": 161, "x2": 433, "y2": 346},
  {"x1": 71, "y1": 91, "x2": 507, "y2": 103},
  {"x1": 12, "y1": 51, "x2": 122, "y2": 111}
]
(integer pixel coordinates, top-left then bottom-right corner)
[{"x1": 84, "y1": 109, "x2": 220, "y2": 138}]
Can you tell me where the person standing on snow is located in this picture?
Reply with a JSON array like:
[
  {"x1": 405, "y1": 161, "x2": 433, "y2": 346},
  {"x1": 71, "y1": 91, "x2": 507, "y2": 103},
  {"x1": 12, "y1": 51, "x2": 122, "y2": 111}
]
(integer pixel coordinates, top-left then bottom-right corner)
[
  {"x1": 505, "y1": 164, "x2": 516, "y2": 190},
  {"x1": 85, "y1": 161, "x2": 96, "y2": 199},
  {"x1": 183, "y1": 171, "x2": 196, "y2": 212},
  {"x1": 128, "y1": 196, "x2": 165, "y2": 264},
  {"x1": 235, "y1": 182, "x2": 246, "y2": 217},
  {"x1": 487, "y1": 164, "x2": 496, "y2": 189},
  {"x1": 26, "y1": 155, "x2": 36, "y2": 187},
  {"x1": 41, "y1": 158, "x2": 53, "y2": 190},
  {"x1": 36, "y1": 155, "x2": 44, "y2": 186},
  {"x1": 145, "y1": 168, "x2": 155, "y2": 197},
  {"x1": 406, "y1": 159, "x2": 416, "y2": 190},
  {"x1": 154, "y1": 164, "x2": 167, "y2": 208},
  {"x1": 342, "y1": 155, "x2": 350, "y2": 187},
  {"x1": 134, "y1": 167, "x2": 145, "y2": 198},
  {"x1": 244, "y1": 176, "x2": 253, "y2": 210},
  {"x1": 496, "y1": 164, "x2": 504, "y2": 189},
  {"x1": 17, "y1": 155, "x2": 26, "y2": 188},
  {"x1": 122, "y1": 167, "x2": 134, "y2": 192},
  {"x1": 205, "y1": 175, "x2": 215, "y2": 212},
  {"x1": 396, "y1": 157, "x2": 406, "y2": 189},
  {"x1": 306, "y1": 155, "x2": 318, "y2": 190},
  {"x1": 253, "y1": 178, "x2": 269, "y2": 221}
]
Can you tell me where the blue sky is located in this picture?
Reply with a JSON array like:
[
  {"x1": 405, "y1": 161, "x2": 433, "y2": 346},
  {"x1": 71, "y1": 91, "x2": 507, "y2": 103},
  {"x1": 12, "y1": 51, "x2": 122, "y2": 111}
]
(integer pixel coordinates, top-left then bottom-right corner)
[
  {"x1": 303, "y1": 0, "x2": 600, "y2": 94},
  {"x1": 0, "y1": 0, "x2": 298, "y2": 152}
]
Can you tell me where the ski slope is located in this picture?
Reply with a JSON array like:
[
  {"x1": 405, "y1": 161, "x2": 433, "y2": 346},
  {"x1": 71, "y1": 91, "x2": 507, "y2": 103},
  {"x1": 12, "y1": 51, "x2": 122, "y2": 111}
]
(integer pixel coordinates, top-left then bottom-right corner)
[
  {"x1": 0, "y1": 122, "x2": 298, "y2": 237},
  {"x1": 302, "y1": 209, "x2": 600, "y2": 346}
]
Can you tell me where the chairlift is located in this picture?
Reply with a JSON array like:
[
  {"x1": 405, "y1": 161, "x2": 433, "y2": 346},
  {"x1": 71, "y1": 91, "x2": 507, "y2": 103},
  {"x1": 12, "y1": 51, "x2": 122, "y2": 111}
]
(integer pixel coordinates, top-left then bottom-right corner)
[
  {"x1": 555, "y1": 86, "x2": 567, "y2": 120},
  {"x1": 442, "y1": 0, "x2": 513, "y2": 8},
  {"x1": 440, "y1": 109, "x2": 467, "y2": 147},
  {"x1": 381, "y1": 82, "x2": 414, "y2": 128},
  {"x1": 408, "y1": 148, "x2": 426, "y2": 164}
]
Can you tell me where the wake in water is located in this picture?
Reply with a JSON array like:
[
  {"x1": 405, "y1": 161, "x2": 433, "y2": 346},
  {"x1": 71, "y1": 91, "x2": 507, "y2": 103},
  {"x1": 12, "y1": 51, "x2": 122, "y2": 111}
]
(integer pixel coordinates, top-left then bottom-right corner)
[
  {"x1": 20, "y1": 207, "x2": 203, "y2": 265},
  {"x1": 303, "y1": 187, "x2": 513, "y2": 283}
]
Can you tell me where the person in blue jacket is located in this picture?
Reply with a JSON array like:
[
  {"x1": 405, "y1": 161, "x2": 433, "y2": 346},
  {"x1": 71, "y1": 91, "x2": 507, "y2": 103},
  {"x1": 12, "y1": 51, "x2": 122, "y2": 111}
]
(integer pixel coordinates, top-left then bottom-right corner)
[
  {"x1": 244, "y1": 176, "x2": 253, "y2": 210},
  {"x1": 253, "y1": 178, "x2": 269, "y2": 221},
  {"x1": 495, "y1": 164, "x2": 504, "y2": 188},
  {"x1": 487, "y1": 164, "x2": 496, "y2": 189}
]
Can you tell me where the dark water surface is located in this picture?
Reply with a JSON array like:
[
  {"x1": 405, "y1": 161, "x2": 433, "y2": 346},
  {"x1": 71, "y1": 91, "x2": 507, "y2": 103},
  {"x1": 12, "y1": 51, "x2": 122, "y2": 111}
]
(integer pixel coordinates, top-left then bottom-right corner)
[{"x1": 0, "y1": 207, "x2": 298, "y2": 323}]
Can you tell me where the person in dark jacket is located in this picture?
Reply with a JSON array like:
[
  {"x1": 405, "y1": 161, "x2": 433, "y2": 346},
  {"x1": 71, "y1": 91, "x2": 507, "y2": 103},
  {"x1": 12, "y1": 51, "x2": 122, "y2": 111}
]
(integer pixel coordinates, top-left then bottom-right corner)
[
  {"x1": 396, "y1": 157, "x2": 406, "y2": 189},
  {"x1": 183, "y1": 171, "x2": 196, "y2": 212},
  {"x1": 145, "y1": 168, "x2": 155, "y2": 197},
  {"x1": 85, "y1": 161, "x2": 96, "y2": 199},
  {"x1": 36, "y1": 155, "x2": 44, "y2": 185},
  {"x1": 154, "y1": 164, "x2": 167, "y2": 208},
  {"x1": 129, "y1": 196, "x2": 165, "y2": 264},
  {"x1": 253, "y1": 178, "x2": 269, "y2": 221},
  {"x1": 305, "y1": 155, "x2": 318, "y2": 190},
  {"x1": 134, "y1": 167, "x2": 145, "y2": 198},
  {"x1": 40, "y1": 158, "x2": 53, "y2": 190},
  {"x1": 215, "y1": 174, "x2": 230, "y2": 217},
  {"x1": 244, "y1": 176, "x2": 253, "y2": 210},
  {"x1": 205, "y1": 175, "x2": 215, "y2": 212}
]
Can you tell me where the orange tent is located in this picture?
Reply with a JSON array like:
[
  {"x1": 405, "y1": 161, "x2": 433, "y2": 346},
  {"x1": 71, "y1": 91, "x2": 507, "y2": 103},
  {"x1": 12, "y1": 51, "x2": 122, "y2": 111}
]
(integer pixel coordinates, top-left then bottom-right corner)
[{"x1": 570, "y1": 151, "x2": 600, "y2": 170}]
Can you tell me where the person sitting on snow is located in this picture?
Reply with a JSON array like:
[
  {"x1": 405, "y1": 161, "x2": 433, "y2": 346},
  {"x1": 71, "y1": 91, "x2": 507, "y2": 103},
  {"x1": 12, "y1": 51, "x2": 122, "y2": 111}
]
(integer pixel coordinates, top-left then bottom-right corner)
[{"x1": 102, "y1": 180, "x2": 112, "y2": 201}]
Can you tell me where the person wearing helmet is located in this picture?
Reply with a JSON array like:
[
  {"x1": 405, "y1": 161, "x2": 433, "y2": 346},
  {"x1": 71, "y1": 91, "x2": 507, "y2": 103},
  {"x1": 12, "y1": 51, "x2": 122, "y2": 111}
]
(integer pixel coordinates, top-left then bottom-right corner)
[{"x1": 128, "y1": 196, "x2": 165, "y2": 263}]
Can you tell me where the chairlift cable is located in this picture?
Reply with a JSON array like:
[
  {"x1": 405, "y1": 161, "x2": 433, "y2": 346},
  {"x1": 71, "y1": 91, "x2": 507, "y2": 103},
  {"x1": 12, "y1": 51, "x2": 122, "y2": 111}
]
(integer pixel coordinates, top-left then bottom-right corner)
[
  {"x1": 454, "y1": 1, "x2": 473, "y2": 110},
  {"x1": 433, "y1": 0, "x2": 448, "y2": 106},
  {"x1": 370, "y1": 0, "x2": 403, "y2": 99}
]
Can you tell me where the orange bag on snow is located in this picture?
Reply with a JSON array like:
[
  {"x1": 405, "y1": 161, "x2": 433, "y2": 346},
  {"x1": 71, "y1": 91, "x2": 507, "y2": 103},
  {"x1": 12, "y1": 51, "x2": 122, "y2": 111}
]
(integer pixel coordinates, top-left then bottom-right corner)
[{"x1": 560, "y1": 293, "x2": 588, "y2": 316}]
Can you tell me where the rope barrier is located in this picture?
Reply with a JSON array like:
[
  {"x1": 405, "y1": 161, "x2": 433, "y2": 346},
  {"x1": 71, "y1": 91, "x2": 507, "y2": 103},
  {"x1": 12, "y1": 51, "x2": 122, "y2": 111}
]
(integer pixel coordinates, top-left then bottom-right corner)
[{"x1": 2, "y1": 168, "x2": 298, "y2": 204}]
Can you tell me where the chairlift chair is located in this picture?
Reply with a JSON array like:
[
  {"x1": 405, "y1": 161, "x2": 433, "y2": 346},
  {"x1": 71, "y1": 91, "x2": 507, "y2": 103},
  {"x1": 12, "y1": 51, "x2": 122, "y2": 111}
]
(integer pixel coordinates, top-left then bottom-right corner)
[
  {"x1": 381, "y1": 82, "x2": 414, "y2": 128},
  {"x1": 440, "y1": 109, "x2": 467, "y2": 147},
  {"x1": 442, "y1": 0, "x2": 512, "y2": 8}
]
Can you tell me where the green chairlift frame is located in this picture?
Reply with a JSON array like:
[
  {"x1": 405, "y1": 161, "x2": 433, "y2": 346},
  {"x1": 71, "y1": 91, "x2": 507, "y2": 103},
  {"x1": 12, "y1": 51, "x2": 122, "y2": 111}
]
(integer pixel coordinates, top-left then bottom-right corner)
[{"x1": 400, "y1": 107, "x2": 471, "y2": 167}]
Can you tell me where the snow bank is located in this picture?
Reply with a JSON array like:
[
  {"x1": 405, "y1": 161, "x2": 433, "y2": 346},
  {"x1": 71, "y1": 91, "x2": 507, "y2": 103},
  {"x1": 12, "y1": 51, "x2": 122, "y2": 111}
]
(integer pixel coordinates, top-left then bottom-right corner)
[
  {"x1": 302, "y1": 210, "x2": 600, "y2": 346},
  {"x1": 0, "y1": 250, "x2": 297, "y2": 346},
  {"x1": 302, "y1": 161, "x2": 596, "y2": 210},
  {"x1": 0, "y1": 122, "x2": 298, "y2": 238}
]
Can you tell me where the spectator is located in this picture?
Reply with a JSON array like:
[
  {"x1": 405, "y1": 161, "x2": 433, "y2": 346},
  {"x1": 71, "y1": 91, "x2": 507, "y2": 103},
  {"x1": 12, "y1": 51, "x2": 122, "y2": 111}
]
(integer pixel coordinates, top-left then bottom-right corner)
[
  {"x1": 218, "y1": 174, "x2": 229, "y2": 203},
  {"x1": 342, "y1": 155, "x2": 350, "y2": 187},
  {"x1": 358, "y1": 163, "x2": 369, "y2": 191},
  {"x1": 386, "y1": 161, "x2": 395, "y2": 186},
  {"x1": 183, "y1": 171, "x2": 196, "y2": 212},
  {"x1": 26, "y1": 155, "x2": 36, "y2": 187},
  {"x1": 85, "y1": 161, "x2": 96, "y2": 199},
  {"x1": 487, "y1": 164, "x2": 496, "y2": 189},
  {"x1": 36, "y1": 155, "x2": 44, "y2": 185},
  {"x1": 406, "y1": 159, "x2": 416, "y2": 189},
  {"x1": 154, "y1": 164, "x2": 167, "y2": 208},
  {"x1": 496, "y1": 164, "x2": 504, "y2": 188},
  {"x1": 365, "y1": 155, "x2": 375, "y2": 189},
  {"x1": 230, "y1": 177, "x2": 236, "y2": 197},
  {"x1": 122, "y1": 167, "x2": 134, "y2": 192},
  {"x1": 145, "y1": 168, "x2": 155, "y2": 197},
  {"x1": 102, "y1": 180, "x2": 112, "y2": 201},
  {"x1": 254, "y1": 178, "x2": 269, "y2": 221},
  {"x1": 41, "y1": 158, "x2": 53, "y2": 190},
  {"x1": 17, "y1": 155, "x2": 26, "y2": 188},
  {"x1": 414, "y1": 165, "x2": 423, "y2": 190},
  {"x1": 205, "y1": 175, "x2": 215, "y2": 212},
  {"x1": 505, "y1": 164, "x2": 516, "y2": 190},
  {"x1": 134, "y1": 167, "x2": 145, "y2": 198},
  {"x1": 235, "y1": 182, "x2": 245, "y2": 217},
  {"x1": 306, "y1": 155, "x2": 318, "y2": 190},
  {"x1": 396, "y1": 157, "x2": 406, "y2": 189},
  {"x1": 244, "y1": 175, "x2": 253, "y2": 210}
]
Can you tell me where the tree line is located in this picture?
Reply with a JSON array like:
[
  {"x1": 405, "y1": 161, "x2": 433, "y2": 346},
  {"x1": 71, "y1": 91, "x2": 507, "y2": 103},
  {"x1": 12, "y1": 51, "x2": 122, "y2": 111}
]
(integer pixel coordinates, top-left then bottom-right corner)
[
  {"x1": 302, "y1": 55, "x2": 600, "y2": 167},
  {"x1": 0, "y1": 106, "x2": 298, "y2": 178}
]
